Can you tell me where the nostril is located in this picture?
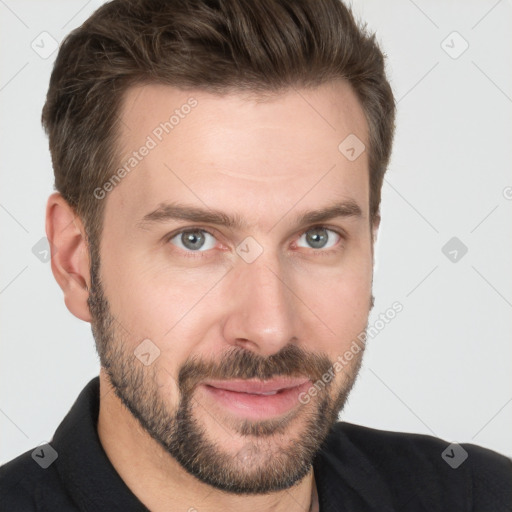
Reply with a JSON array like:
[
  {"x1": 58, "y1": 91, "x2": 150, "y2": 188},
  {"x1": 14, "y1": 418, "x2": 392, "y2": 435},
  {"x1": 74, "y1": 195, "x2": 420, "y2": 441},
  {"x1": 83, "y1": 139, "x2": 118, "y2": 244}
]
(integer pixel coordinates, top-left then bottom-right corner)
[{"x1": 234, "y1": 338, "x2": 258, "y2": 351}]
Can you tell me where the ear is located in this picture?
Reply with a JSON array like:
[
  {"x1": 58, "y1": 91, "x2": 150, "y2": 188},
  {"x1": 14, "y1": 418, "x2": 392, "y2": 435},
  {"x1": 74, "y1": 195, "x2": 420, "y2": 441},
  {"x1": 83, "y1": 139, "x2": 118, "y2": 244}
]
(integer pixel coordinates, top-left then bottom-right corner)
[
  {"x1": 46, "y1": 192, "x2": 92, "y2": 322},
  {"x1": 372, "y1": 213, "x2": 381, "y2": 245},
  {"x1": 370, "y1": 213, "x2": 381, "y2": 266}
]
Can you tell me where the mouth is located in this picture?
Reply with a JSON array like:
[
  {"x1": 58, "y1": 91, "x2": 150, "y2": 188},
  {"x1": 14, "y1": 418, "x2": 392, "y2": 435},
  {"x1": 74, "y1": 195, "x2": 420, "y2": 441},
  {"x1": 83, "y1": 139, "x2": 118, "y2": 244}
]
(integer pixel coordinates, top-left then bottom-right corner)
[{"x1": 199, "y1": 377, "x2": 312, "y2": 421}]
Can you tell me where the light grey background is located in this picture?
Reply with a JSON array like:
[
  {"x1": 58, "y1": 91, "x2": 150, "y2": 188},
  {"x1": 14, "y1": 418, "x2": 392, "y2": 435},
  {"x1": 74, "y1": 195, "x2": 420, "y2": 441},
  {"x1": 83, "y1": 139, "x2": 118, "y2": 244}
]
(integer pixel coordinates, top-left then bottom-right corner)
[{"x1": 1, "y1": 0, "x2": 511, "y2": 465}]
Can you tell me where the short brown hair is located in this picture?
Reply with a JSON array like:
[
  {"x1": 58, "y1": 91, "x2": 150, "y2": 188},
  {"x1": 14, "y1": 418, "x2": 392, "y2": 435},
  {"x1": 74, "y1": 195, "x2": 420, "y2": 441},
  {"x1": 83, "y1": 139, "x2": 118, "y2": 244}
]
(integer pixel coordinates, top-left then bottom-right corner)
[{"x1": 42, "y1": 0, "x2": 395, "y2": 249}]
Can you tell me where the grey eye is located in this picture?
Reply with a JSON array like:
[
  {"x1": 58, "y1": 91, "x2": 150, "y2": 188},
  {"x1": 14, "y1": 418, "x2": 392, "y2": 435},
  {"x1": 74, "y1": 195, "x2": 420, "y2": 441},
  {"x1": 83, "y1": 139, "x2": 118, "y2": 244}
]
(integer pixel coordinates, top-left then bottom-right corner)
[
  {"x1": 170, "y1": 230, "x2": 216, "y2": 252},
  {"x1": 296, "y1": 227, "x2": 340, "y2": 250}
]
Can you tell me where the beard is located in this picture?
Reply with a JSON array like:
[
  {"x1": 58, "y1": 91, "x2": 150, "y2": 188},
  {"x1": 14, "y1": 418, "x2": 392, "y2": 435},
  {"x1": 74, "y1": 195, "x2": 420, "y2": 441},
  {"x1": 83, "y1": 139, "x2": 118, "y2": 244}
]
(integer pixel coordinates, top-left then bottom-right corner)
[{"x1": 87, "y1": 251, "x2": 366, "y2": 494}]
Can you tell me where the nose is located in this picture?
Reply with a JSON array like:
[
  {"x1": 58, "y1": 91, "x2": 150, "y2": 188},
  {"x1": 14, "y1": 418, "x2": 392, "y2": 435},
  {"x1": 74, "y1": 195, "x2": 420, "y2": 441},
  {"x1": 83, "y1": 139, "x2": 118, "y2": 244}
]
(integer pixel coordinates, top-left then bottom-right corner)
[{"x1": 221, "y1": 254, "x2": 298, "y2": 357}]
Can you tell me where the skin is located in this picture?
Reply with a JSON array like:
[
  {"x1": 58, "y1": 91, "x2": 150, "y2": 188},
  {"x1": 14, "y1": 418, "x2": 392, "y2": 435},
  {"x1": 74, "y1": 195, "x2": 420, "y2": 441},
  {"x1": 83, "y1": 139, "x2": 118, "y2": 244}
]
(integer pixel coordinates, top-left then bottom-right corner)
[{"x1": 46, "y1": 80, "x2": 378, "y2": 512}]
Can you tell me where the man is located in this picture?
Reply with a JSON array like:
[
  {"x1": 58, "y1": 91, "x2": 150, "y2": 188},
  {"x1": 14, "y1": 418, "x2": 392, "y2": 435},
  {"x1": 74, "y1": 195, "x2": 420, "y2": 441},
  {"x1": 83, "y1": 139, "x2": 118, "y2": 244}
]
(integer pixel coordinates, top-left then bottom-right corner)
[{"x1": 1, "y1": 0, "x2": 510, "y2": 510}]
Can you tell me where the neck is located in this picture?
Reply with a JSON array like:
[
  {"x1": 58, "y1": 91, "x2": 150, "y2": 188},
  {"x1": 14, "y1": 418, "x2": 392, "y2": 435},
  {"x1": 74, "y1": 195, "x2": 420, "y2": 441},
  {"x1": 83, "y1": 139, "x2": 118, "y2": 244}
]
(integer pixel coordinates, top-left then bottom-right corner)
[{"x1": 97, "y1": 371, "x2": 318, "y2": 512}]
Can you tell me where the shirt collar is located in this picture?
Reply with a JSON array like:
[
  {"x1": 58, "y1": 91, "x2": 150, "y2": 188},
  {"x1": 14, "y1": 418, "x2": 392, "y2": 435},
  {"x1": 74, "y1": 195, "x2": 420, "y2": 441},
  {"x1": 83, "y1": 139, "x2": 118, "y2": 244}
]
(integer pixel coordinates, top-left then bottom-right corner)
[{"x1": 52, "y1": 377, "x2": 149, "y2": 511}]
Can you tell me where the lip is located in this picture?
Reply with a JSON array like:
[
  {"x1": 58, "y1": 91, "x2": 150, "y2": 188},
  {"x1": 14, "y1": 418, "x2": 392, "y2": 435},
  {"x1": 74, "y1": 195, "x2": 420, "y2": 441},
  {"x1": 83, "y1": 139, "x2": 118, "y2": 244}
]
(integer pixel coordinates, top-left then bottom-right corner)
[
  {"x1": 199, "y1": 377, "x2": 312, "y2": 421},
  {"x1": 202, "y1": 377, "x2": 310, "y2": 394}
]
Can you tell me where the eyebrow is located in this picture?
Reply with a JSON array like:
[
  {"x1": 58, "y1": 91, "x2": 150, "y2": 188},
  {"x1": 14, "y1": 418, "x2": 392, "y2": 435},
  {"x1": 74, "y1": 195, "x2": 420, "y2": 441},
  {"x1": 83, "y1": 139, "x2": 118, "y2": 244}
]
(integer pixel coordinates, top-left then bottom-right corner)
[{"x1": 137, "y1": 200, "x2": 363, "y2": 232}]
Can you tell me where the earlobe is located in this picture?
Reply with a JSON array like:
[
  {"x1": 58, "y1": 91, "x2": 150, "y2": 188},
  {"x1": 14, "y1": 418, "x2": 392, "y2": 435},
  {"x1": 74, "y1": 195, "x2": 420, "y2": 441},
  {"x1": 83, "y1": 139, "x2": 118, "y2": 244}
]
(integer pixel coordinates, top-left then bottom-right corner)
[
  {"x1": 372, "y1": 214, "x2": 381, "y2": 244},
  {"x1": 45, "y1": 192, "x2": 92, "y2": 322},
  {"x1": 370, "y1": 214, "x2": 381, "y2": 270}
]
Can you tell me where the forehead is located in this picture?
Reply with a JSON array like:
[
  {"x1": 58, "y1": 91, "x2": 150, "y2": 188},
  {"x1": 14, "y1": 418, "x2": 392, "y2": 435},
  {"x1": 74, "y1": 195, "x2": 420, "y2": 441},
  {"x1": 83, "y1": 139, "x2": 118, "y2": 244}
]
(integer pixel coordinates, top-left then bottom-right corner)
[{"x1": 106, "y1": 81, "x2": 370, "y2": 232}]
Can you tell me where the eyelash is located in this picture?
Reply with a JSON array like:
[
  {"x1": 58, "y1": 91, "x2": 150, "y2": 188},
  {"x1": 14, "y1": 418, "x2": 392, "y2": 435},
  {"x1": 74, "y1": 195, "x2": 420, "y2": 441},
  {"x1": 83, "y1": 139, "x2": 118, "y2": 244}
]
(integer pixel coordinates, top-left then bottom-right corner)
[{"x1": 165, "y1": 225, "x2": 346, "y2": 259}]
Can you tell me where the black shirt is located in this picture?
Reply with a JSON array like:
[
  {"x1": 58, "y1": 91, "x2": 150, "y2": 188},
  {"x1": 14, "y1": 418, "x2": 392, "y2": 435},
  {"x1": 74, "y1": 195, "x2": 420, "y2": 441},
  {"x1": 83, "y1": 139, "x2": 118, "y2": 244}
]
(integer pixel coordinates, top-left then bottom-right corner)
[{"x1": 1, "y1": 377, "x2": 511, "y2": 511}]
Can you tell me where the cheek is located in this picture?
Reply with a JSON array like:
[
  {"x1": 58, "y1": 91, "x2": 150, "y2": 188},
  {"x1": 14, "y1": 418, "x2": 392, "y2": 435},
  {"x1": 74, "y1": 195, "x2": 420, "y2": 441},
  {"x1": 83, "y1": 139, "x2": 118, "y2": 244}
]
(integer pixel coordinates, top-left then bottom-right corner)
[
  {"x1": 304, "y1": 276, "x2": 370, "y2": 333},
  {"x1": 293, "y1": 254, "x2": 373, "y2": 353},
  {"x1": 99, "y1": 248, "x2": 224, "y2": 362}
]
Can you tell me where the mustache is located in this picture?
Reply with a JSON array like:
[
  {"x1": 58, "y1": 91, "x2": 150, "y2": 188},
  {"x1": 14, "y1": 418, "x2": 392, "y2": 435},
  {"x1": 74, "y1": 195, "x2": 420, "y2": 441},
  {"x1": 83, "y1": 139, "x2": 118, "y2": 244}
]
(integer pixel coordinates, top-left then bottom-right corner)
[{"x1": 178, "y1": 344, "x2": 334, "y2": 395}]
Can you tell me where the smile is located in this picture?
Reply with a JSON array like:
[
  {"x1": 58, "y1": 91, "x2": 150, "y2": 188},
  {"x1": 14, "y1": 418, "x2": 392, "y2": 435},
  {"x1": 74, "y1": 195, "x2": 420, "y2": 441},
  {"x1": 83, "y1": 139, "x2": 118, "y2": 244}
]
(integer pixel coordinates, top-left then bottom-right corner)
[{"x1": 199, "y1": 377, "x2": 312, "y2": 421}]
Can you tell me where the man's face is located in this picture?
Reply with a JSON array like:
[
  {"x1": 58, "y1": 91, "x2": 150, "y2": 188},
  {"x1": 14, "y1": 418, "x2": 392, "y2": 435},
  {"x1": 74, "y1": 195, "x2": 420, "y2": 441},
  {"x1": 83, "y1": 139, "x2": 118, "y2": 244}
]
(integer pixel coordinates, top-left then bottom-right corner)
[{"x1": 88, "y1": 81, "x2": 374, "y2": 493}]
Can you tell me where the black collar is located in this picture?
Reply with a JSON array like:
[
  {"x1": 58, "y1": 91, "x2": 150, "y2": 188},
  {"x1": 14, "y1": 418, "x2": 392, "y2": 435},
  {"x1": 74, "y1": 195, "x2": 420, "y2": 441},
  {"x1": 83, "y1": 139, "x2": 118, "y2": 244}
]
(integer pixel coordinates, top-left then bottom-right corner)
[{"x1": 52, "y1": 377, "x2": 149, "y2": 511}]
